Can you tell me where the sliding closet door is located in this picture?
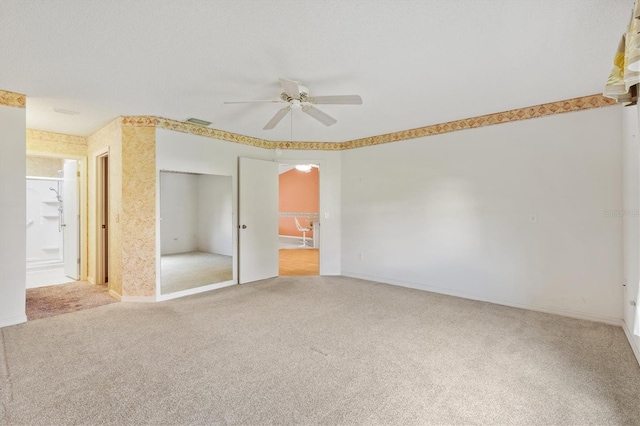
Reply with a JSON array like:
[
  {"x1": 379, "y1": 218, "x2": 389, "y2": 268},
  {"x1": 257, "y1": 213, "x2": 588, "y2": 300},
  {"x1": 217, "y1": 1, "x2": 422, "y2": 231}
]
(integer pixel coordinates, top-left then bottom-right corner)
[{"x1": 238, "y1": 157, "x2": 278, "y2": 283}]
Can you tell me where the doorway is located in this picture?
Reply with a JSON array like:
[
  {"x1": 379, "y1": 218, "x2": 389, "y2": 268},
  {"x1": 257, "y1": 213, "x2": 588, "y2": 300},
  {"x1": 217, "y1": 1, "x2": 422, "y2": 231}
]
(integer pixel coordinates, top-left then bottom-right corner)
[
  {"x1": 237, "y1": 157, "x2": 323, "y2": 284},
  {"x1": 278, "y1": 163, "x2": 320, "y2": 276},
  {"x1": 26, "y1": 155, "x2": 81, "y2": 288},
  {"x1": 96, "y1": 153, "x2": 109, "y2": 286}
]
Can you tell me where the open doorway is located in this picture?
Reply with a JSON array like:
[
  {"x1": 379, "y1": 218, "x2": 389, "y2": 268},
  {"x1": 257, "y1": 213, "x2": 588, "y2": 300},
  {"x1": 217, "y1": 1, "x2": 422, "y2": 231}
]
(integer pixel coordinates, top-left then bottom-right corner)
[
  {"x1": 96, "y1": 153, "x2": 109, "y2": 286},
  {"x1": 278, "y1": 163, "x2": 320, "y2": 276},
  {"x1": 26, "y1": 155, "x2": 80, "y2": 288}
]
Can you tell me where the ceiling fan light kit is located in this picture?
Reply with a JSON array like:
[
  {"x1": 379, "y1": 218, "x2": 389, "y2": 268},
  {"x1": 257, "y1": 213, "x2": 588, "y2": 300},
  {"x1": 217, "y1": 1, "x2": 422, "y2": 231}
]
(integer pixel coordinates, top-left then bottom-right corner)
[{"x1": 224, "y1": 78, "x2": 362, "y2": 130}]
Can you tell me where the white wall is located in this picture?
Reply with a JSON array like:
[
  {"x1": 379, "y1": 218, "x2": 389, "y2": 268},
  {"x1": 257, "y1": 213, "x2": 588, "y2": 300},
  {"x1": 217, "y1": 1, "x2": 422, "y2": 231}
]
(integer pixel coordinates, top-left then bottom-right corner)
[
  {"x1": 197, "y1": 174, "x2": 233, "y2": 256},
  {"x1": 0, "y1": 104, "x2": 27, "y2": 327},
  {"x1": 155, "y1": 128, "x2": 342, "y2": 276},
  {"x1": 160, "y1": 172, "x2": 198, "y2": 255},
  {"x1": 622, "y1": 103, "x2": 640, "y2": 360},
  {"x1": 342, "y1": 106, "x2": 623, "y2": 324}
]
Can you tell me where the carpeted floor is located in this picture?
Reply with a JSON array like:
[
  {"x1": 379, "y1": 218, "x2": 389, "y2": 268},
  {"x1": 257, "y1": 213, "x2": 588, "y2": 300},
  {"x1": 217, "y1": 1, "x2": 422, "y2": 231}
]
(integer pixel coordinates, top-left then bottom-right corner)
[
  {"x1": 26, "y1": 281, "x2": 118, "y2": 320},
  {"x1": 161, "y1": 251, "x2": 233, "y2": 294},
  {"x1": 279, "y1": 248, "x2": 319, "y2": 275},
  {"x1": 3, "y1": 276, "x2": 640, "y2": 425}
]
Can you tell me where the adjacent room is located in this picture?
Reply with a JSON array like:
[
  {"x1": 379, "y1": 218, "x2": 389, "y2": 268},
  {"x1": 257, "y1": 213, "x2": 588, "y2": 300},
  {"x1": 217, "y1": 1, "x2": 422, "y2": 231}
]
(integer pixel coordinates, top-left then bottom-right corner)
[
  {"x1": 279, "y1": 163, "x2": 320, "y2": 276},
  {"x1": 1, "y1": 1, "x2": 640, "y2": 424}
]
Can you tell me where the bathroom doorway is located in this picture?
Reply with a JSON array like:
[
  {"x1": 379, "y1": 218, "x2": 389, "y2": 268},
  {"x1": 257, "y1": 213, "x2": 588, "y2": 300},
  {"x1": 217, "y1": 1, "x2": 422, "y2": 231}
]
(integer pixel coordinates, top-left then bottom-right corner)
[{"x1": 26, "y1": 155, "x2": 80, "y2": 288}]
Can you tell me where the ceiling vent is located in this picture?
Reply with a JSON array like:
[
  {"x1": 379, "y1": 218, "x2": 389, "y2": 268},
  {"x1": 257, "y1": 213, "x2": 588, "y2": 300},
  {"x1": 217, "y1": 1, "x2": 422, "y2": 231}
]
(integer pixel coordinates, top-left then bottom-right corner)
[
  {"x1": 186, "y1": 118, "x2": 212, "y2": 127},
  {"x1": 53, "y1": 107, "x2": 79, "y2": 115}
]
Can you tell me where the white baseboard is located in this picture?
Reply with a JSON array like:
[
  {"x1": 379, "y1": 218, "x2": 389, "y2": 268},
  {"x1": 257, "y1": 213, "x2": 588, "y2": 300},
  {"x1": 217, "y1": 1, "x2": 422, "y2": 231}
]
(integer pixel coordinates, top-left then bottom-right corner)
[
  {"x1": 342, "y1": 271, "x2": 624, "y2": 327},
  {"x1": 622, "y1": 321, "x2": 640, "y2": 367},
  {"x1": 108, "y1": 289, "x2": 122, "y2": 301},
  {"x1": 120, "y1": 295, "x2": 156, "y2": 303},
  {"x1": 0, "y1": 314, "x2": 27, "y2": 328},
  {"x1": 156, "y1": 280, "x2": 236, "y2": 302}
]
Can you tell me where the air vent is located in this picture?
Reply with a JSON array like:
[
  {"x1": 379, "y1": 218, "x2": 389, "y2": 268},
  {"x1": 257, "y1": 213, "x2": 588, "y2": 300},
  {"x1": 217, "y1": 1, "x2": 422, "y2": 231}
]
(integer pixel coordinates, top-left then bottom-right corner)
[
  {"x1": 53, "y1": 107, "x2": 79, "y2": 115},
  {"x1": 186, "y1": 118, "x2": 212, "y2": 127}
]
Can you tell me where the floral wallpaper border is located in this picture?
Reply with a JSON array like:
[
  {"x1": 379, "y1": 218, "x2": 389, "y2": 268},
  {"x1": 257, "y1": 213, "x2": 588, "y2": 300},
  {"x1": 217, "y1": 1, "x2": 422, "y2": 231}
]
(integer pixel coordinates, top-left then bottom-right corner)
[
  {"x1": 343, "y1": 93, "x2": 617, "y2": 150},
  {"x1": 122, "y1": 94, "x2": 615, "y2": 151},
  {"x1": 15, "y1": 93, "x2": 616, "y2": 151},
  {"x1": 0, "y1": 90, "x2": 26, "y2": 108}
]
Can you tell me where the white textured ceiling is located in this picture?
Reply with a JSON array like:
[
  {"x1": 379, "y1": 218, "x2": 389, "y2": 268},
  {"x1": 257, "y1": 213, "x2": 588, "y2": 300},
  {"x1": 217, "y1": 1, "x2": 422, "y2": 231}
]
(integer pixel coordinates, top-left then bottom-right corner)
[{"x1": 0, "y1": 0, "x2": 633, "y2": 142}]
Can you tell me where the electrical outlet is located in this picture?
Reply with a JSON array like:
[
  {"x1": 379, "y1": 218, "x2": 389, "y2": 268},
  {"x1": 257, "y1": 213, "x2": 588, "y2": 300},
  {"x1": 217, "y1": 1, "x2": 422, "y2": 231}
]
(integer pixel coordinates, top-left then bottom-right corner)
[
  {"x1": 358, "y1": 253, "x2": 363, "y2": 261},
  {"x1": 324, "y1": 212, "x2": 330, "y2": 219},
  {"x1": 529, "y1": 213, "x2": 538, "y2": 224}
]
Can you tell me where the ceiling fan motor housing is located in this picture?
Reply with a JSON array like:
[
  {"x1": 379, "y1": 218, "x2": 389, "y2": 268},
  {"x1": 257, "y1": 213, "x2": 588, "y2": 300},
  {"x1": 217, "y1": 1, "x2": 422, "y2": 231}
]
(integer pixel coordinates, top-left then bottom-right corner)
[{"x1": 280, "y1": 85, "x2": 310, "y2": 103}]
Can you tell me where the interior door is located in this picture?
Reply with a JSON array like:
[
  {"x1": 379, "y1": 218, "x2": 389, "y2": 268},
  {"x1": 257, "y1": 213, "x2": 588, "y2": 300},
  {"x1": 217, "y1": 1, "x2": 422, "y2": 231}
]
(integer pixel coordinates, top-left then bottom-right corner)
[
  {"x1": 63, "y1": 159, "x2": 79, "y2": 279},
  {"x1": 238, "y1": 157, "x2": 279, "y2": 283}
]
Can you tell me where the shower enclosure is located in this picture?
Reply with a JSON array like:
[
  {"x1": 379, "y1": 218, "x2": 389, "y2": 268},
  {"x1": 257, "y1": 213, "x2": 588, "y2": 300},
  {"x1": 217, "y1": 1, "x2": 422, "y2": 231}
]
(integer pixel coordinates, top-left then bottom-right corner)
[
  {"x1": 26, "y1": 157, "x2": 80, "y2": 288},
  {"x1": 26, "y1": 177, "x2": 64, "y2": 271}
]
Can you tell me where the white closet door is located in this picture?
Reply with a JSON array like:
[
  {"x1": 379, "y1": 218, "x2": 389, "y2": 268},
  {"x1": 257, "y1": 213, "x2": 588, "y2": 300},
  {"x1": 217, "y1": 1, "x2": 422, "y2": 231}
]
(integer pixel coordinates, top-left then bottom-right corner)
[{"x1": 238, "y1": 157, "x2": 278, "y2": 284}]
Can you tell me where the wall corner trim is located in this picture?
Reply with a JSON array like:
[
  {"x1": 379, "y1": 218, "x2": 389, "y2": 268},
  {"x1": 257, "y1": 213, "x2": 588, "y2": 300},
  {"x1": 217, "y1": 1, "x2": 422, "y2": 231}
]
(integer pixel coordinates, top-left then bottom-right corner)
[
  {"x1": 0, "y1": 90, "x2": 26, "y2": 108},
  {"x1": 622, "y1": 321, "x2": 640, "y2": 367},
  {"x1": 108, "y1": 289, "x2": 122, "y2": 301},
  {"x1": 0, "y1": 315, "x2": 28, "y2": 329}
]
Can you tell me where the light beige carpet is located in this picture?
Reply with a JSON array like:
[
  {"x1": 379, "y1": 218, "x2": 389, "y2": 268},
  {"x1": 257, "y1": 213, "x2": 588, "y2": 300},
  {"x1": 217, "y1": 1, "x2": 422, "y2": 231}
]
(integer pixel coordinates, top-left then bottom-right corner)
[
  {"x1": 160, "y1": 250, "x2": 232, "y2": 294},
  {"x1": 2, "y1": 276, "x2": 639, "y2": 425}
]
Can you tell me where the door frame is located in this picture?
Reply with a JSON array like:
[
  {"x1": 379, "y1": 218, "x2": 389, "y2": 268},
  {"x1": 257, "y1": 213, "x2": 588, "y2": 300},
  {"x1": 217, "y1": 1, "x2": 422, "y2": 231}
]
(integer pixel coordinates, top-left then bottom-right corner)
[
  {"x1": 236, "y1": 156, "x2": 325, "y2": 281},
  {"x1": 276, "y1": 159, "x2": 322, "y2": 275},
  {"x1": 95, "y1": 150, "x2": 109, "y2": 286},
  {"x1": 25, "y1": 150, "x2": 87, "y2": 281}
]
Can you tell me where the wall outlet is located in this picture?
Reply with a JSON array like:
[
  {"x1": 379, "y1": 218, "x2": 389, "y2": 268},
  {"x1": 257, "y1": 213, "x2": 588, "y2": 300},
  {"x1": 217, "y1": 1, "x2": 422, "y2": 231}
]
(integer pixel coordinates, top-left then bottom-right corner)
[
  {"x1": 324, "y1": 212, "x2": 330, "y2": 219},
  {"x1": 358, "y1": 252, "x2": 363, "y2": 261},
  {"x1": 529, "y1": 213, "x2": 538, "y2": 224}
]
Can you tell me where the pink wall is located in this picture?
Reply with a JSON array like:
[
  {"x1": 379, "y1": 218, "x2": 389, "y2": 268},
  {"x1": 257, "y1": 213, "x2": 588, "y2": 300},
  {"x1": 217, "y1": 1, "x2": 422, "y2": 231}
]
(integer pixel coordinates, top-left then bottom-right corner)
[{"x1": 279, "y1": 168, "x2": 319, "y2": 237}]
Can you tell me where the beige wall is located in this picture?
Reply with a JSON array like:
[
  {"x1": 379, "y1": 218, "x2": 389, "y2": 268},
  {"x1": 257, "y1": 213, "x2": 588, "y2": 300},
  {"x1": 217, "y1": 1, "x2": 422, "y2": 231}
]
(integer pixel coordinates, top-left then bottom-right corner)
[
  {"x1": 87, "y1": 119, "x2": 123, "y2": 295},
  {"x1": 121, "y1": 125, "x2": 156, "y2": 298},
  {"x1": 26, "y1": 156, "x2": 64, "y2": 177},
  {"x1": 85, "y1": 120, "x2": 156, "y2": 298},
  {"x1": 26, "y1": 129, "x2": 87, "y2": 157}
]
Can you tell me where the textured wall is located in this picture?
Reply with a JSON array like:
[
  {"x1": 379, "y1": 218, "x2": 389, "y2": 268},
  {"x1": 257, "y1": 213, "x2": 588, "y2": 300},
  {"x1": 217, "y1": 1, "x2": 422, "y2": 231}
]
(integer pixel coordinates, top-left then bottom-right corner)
[
  {"x1": 87, "y1": 119, "x2": 122, "y2": 295},
  {"x1": 26, "y1": 156, "x2": 64, "y2": 177},
  {"x1": 121, "y1": 125, "x2": 156, "y2": 298},
  {"x1": 26, "y1": 129, "x2": 87, "y2": 157}
]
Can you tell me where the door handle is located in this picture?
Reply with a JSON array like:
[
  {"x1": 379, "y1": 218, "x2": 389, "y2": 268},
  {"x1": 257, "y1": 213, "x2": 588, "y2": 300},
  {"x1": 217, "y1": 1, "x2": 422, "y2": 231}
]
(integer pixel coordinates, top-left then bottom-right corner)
[
  {"x1": 61, "y1": 224, "x2": 67, "y2": 227},
  {"x1": 241, "y1": 224, "x2": 247, "y2": 229}
]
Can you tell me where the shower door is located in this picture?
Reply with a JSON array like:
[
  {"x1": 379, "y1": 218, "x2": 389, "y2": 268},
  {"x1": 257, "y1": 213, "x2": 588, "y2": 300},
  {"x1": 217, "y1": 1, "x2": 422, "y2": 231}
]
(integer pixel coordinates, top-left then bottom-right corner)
[{"x1": 63, "y1": 160, "x2": 79, "y2": 279}]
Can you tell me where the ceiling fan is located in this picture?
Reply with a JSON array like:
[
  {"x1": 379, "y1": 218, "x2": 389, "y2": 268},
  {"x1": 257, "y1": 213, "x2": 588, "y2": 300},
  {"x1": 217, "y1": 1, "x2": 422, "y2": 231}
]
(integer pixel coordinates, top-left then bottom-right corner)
[{"x1": 224, "y1": 78, "x2": 362, "y2": 130}]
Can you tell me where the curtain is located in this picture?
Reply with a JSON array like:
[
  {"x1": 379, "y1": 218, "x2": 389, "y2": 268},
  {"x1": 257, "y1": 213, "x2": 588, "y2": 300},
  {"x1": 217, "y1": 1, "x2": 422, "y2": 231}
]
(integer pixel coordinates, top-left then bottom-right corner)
[{"x1": 604, "y1": 4, "x2": 640, "y2": 105}]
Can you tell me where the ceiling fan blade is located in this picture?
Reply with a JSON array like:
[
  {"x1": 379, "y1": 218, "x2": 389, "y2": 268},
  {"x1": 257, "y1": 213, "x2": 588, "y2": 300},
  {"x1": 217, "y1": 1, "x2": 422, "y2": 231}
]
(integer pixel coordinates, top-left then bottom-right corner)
[
  {"x1": 279, "y1": 78, "x2": 300, "y2": 98},
  {"x1": 263, "y1": 106, "x2": 291, "y2": 130},
  {"x1": 307, "y1": 95, "x2": 363, "y2": 105},
  {"x1": 302, "y1": 105, "x2": 337, "y2": 126},
  {"x1": 224, "y1": 100, "x2": 284, "y2": 104}
]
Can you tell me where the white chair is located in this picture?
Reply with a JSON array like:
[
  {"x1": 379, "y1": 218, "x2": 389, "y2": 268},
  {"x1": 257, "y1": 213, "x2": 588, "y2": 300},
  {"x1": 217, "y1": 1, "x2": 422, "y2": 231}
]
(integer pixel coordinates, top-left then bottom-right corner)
[{"x1": 294, "y1": 217, "x2": 312, "y2": 247}]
